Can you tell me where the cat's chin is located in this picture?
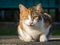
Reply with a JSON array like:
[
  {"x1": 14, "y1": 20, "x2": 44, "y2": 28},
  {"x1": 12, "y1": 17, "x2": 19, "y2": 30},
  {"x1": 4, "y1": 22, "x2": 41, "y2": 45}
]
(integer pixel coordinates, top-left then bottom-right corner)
[
  {"x1": 27, "y1": 24, "x2": 34, "y2": 27},
  {"x1": 29, "y1": 25, "x2": 34, "y2": 27}
]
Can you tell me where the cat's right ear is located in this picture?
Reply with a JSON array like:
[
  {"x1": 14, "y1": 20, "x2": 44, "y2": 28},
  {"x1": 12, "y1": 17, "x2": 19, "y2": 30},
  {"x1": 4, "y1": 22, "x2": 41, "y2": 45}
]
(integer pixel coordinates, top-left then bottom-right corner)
[{"x1": 19, "y1": 4, "x2": 26, "y2": 12}]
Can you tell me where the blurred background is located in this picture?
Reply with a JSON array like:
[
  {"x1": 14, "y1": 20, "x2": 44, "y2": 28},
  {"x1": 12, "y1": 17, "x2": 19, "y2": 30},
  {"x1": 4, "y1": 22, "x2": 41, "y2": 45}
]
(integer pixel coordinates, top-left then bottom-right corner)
[{"x1": 0, "y1": 0, "x2": 60, "y2": 35}]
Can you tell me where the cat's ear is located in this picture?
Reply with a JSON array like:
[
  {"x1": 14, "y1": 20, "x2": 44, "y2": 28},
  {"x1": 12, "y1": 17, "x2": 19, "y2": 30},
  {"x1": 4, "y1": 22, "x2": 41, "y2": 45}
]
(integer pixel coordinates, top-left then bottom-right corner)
[
  {"x1": 35, "y1": 3, "x2": 42, "y2": 10},
  {"x1": 19, "y1": 4, "x2": 26, "y2": 12}
]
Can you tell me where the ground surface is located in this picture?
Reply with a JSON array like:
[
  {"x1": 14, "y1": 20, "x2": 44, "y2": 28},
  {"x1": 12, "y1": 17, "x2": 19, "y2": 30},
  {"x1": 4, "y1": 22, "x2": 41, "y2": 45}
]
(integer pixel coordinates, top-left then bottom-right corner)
[
  {"x1": 0, "y1": 36, "x2": 60, "y2": 45},
  {"x1": 0, "y1": 41, "x2": 60, "y2": 45}
]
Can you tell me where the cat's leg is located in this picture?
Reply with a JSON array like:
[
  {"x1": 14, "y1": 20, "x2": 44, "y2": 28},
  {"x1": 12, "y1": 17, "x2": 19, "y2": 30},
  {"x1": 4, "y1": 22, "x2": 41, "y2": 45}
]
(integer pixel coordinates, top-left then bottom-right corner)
[
  {"x1": 39, "y1": 34, "x2": 47, "y2": 42},
  {"x1": 44, "y1": 25, "x2": 51, "y2": 36},
  {"x1": 39, "y1": 25, "x2": 51, "y2": 42},
  {"x1": 18, "y1": 29, "x2": 33, "y2": 42}
]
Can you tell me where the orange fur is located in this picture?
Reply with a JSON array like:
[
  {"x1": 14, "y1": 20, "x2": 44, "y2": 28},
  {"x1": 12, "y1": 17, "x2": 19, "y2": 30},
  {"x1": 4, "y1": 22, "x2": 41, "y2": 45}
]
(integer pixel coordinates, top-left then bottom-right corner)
[
  {"x1": 18, "y1": 9, "x2": 31, "y2": 31},
  {"x1": 20, "y1": 9, "x2": 31, "y2": 20},
  {"x1": 18, "y1": 22, "x2": 25, "y2": 31},
  {"x1": 45, "y1": 22, "x2": 50, "y2": 28}
]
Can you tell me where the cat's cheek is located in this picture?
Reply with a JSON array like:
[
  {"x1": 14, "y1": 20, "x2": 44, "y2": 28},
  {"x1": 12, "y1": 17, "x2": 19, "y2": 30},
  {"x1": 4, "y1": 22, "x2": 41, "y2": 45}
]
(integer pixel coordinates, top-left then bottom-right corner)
[{"x1": 24, "y1": 20, "x2": 30, "y2": 25}]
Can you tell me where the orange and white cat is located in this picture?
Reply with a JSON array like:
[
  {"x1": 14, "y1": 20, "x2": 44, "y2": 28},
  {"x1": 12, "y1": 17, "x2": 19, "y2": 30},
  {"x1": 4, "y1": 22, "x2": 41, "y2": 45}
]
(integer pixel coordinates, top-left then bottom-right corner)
[{"x1": 18, "y1": 4, "x2": 52, "y2": 42}]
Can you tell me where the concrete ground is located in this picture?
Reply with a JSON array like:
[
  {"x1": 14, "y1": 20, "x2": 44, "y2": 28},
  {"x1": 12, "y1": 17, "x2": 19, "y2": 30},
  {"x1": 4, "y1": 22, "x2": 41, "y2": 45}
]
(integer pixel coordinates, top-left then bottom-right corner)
[{"x1": 0, "y1": 36, "x2": 60, "y2": 45}]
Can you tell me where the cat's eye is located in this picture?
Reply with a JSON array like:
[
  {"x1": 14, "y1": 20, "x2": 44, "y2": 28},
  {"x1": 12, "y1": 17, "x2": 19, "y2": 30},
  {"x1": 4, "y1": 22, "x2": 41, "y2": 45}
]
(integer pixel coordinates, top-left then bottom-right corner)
[
  {"x1": 33, "y1": 16, "x2": 38, "y2": 19},
  {"x1": 35, "y1": 11, "x2": 40, "y2": 16},
  {"x1": 34, "y1": 16, "x2": 40, "y2": 22}
]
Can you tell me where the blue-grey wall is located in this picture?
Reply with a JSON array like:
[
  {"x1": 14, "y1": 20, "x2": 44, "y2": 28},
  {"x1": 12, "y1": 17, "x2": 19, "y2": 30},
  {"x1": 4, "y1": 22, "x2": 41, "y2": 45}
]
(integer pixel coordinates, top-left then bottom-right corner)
[{"x1": 0, "y1": 0, "x2": 59, "y2": 8}]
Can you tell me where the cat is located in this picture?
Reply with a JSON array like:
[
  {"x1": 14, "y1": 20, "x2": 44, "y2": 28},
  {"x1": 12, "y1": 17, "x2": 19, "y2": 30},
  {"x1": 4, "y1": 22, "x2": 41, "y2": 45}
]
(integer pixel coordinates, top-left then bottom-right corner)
[{"x1": 18, "y1": 3, "x2": 52, "y2": 42}]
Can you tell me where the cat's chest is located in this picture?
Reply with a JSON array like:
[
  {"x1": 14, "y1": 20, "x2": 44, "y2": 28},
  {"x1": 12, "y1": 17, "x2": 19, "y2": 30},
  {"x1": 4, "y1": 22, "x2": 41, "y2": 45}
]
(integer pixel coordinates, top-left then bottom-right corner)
[{"x1": 23, "y1": 23, "x2": 45, "y2": 39}]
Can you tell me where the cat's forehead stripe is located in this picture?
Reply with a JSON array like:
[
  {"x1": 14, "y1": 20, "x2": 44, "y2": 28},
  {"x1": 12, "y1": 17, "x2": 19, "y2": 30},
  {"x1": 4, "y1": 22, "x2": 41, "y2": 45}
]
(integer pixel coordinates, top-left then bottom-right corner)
[{"x1": 20, "y1": 9, "x2": 31, "y2": 15}]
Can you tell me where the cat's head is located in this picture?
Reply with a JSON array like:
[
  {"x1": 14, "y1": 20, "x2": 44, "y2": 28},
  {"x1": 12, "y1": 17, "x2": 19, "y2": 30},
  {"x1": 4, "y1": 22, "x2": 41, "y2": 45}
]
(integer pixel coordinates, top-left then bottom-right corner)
[{"x1": 19, "y1": 3, "x2": 44, "y2": 26}]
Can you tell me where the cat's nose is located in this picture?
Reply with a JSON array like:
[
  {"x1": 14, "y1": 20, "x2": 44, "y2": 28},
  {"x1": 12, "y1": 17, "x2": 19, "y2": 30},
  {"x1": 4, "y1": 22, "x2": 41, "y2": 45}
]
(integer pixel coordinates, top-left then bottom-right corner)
[{"x1": 29, "y1": 22, "x2": 33, "y2": 26}]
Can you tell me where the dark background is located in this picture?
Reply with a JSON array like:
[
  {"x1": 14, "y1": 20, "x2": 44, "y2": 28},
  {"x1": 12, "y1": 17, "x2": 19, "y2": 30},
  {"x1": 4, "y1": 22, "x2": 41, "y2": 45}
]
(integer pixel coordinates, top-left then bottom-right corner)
[
  {"x1": 0, "y1": 0, "x2": 60, "y2": 35},
  {"x1": 0, "y1": 0, "x2": 60, "y2": 22}
]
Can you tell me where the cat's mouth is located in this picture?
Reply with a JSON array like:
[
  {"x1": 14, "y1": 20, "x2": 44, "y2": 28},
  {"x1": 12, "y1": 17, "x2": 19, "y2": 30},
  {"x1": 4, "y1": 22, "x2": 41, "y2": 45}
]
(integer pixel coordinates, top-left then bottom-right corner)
[
  {"x1": 29, "y1": 25, "x2": 33, "y2": 26},
  {"x1": 28, "y1": 24, "x2": 34, "y2": 27}
]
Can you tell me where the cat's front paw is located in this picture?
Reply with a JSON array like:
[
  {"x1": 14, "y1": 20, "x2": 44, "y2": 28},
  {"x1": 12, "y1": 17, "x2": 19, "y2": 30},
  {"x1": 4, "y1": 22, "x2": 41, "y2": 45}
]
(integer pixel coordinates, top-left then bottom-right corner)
[{"x1": 39, "y1": 35, "x2": 47, "y2": 42}]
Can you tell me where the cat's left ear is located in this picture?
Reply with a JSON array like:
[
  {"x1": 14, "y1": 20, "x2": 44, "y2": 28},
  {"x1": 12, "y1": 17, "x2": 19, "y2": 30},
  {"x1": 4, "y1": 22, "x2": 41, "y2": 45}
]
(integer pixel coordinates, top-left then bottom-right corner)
[{"x1": 35, "y1": 3, "x2": 42, "y2": 10}]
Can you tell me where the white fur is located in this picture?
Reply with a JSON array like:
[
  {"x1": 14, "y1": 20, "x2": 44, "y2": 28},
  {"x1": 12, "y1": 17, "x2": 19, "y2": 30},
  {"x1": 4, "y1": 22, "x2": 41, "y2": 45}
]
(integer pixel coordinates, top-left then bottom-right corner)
[
  {"x1": 39, "y1": 25, "x2": 51, "y2": 42},
  {"x1": 18, "y1": 28, "x2": 33, "y2": 42},
  {"x1": 18, "y1": 15, "x2": 51, "y2": 42},
  {"x1": 40, "y1": 34, "x2": 47, "y2": 42}
]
